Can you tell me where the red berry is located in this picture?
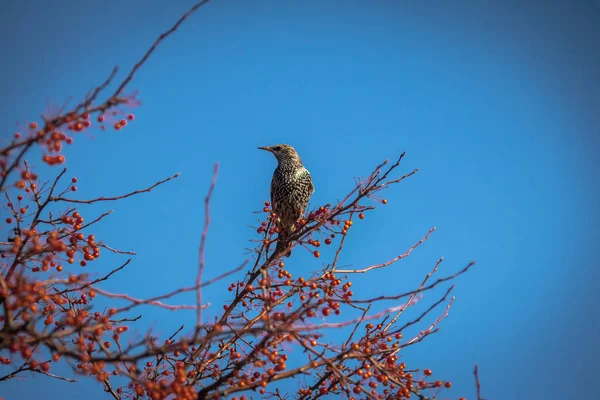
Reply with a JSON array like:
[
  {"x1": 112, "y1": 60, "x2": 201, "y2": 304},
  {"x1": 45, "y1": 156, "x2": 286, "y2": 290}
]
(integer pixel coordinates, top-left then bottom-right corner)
[
  {"x1": 127, "y1": 114, "x2": 135, "y2": 120},
  {"x1": 313, "y1": 251, "x2": 320, "y2": 258}
]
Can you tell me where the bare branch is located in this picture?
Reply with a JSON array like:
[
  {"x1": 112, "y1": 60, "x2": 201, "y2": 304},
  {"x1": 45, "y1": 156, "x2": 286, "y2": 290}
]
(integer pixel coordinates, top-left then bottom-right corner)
[
  {"x1": 475, "y1": 364, "x2": 485, "y2": 400},
  {"x1": 334, "y1": 227, "x2": 436, "y2": 273},
  {"x1": 197, "y1": 163, "x2": 219, "y2": 327},
  {"x1": 52, "y1": 173, "x2": 179, "y2": 204}
]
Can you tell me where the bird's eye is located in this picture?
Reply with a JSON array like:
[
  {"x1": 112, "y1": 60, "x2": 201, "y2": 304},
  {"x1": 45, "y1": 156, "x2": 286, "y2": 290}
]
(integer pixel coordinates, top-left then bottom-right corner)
[{"x1": 273, "y1": 146, "x2": 281, "y2": 151}]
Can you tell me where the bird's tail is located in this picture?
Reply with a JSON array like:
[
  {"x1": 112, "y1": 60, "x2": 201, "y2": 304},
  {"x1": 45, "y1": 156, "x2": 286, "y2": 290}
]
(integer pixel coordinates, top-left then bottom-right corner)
[{"x1": 274, "y1": 230, "x2": 292, "y2": 258}]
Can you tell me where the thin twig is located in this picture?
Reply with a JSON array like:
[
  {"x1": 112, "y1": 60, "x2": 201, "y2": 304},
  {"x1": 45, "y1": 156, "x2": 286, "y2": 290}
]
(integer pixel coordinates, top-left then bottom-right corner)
[
  {"x1": 334, "y1": 227, "x2": 436, "y2": 273},
  {"x1": 197, "y1": 163, "x2": 219, "y2": 327},
  {"x1": 53, "y1": 173, "x2": 179, "y2": 203},
  {"x1": 475, "y1": 364, "x2": 484, "y2": 400}
]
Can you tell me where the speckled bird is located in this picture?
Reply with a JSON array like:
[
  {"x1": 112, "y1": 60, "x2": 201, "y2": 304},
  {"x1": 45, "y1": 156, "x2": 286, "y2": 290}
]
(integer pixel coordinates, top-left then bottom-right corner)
[{"x1": 258, "y1": 144, "x2": 314, "y2": 256}]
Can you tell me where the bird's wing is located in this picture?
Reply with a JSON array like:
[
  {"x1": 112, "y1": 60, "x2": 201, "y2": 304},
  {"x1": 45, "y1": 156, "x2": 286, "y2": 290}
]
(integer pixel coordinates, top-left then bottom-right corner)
[
  {"x1": 296, "y1": 168, "x2": 315, "y2": 194},
  {"x1": 296, "y1": 168, "x2": 314, "y2": 194},
  {"x1": 270, "y1": 173, "x2": 277, "y2": 207}
]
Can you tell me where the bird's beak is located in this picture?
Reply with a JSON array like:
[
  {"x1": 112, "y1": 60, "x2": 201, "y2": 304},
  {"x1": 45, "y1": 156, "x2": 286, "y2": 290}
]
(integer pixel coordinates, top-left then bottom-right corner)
[{"x1": 258, "y1": 146, "x2": 273, "y2": 153}]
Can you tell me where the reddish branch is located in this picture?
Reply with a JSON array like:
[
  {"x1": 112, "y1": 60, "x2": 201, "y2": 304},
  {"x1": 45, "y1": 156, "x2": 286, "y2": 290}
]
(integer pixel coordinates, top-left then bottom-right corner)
[
  {"x1": 52, "y1": 173, "x2": 180, "y2": 204},
  {"x1": 334, "y1": 226, "x2": 436, "y2": 274},
  {"x1": 197, "y1": 163, "x2": 219, "y2": 327},
  {"x1": 0, "y1": 1, "x2": 481, "y2": 399}
]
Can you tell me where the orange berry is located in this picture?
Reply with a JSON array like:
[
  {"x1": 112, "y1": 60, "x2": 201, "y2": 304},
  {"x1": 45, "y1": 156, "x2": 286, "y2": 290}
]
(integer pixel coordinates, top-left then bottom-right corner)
[
  {"x1": 358, "y1": 213, "x2": 364, "y2": 219},
  {"x1": 29, "y1": 122, "x2": 38, "y2": 129},
  {"x1": 444, "y1": 381, "x2": 452, "y2": 388},
  {"x1": 313, "y1": 251, "x2": 320, "y2": 258},
  {"x1": 382, "y1": 199, "x2": 388, "y2": 204},
  {"x1": 423, "y1": 369, "x2": 432, "y2": 376}
]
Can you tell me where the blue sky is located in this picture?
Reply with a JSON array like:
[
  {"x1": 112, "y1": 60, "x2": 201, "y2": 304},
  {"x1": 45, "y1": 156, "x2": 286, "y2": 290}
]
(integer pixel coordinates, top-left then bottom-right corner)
[{"x1": 1, "y1": 0, "x2": 599, "y2": 399}]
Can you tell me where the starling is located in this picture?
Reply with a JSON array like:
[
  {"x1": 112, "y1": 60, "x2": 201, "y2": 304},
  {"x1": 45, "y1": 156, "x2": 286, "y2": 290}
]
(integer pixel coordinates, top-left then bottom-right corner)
[{"x1": 258, "y1": 144, "x2": 314, "y2": 256}]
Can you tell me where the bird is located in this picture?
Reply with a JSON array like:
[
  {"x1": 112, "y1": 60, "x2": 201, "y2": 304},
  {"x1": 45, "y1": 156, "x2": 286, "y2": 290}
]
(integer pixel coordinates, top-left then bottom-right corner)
[{"x1": 258, "y1": 144, "x2": 314, "y2": 257}]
